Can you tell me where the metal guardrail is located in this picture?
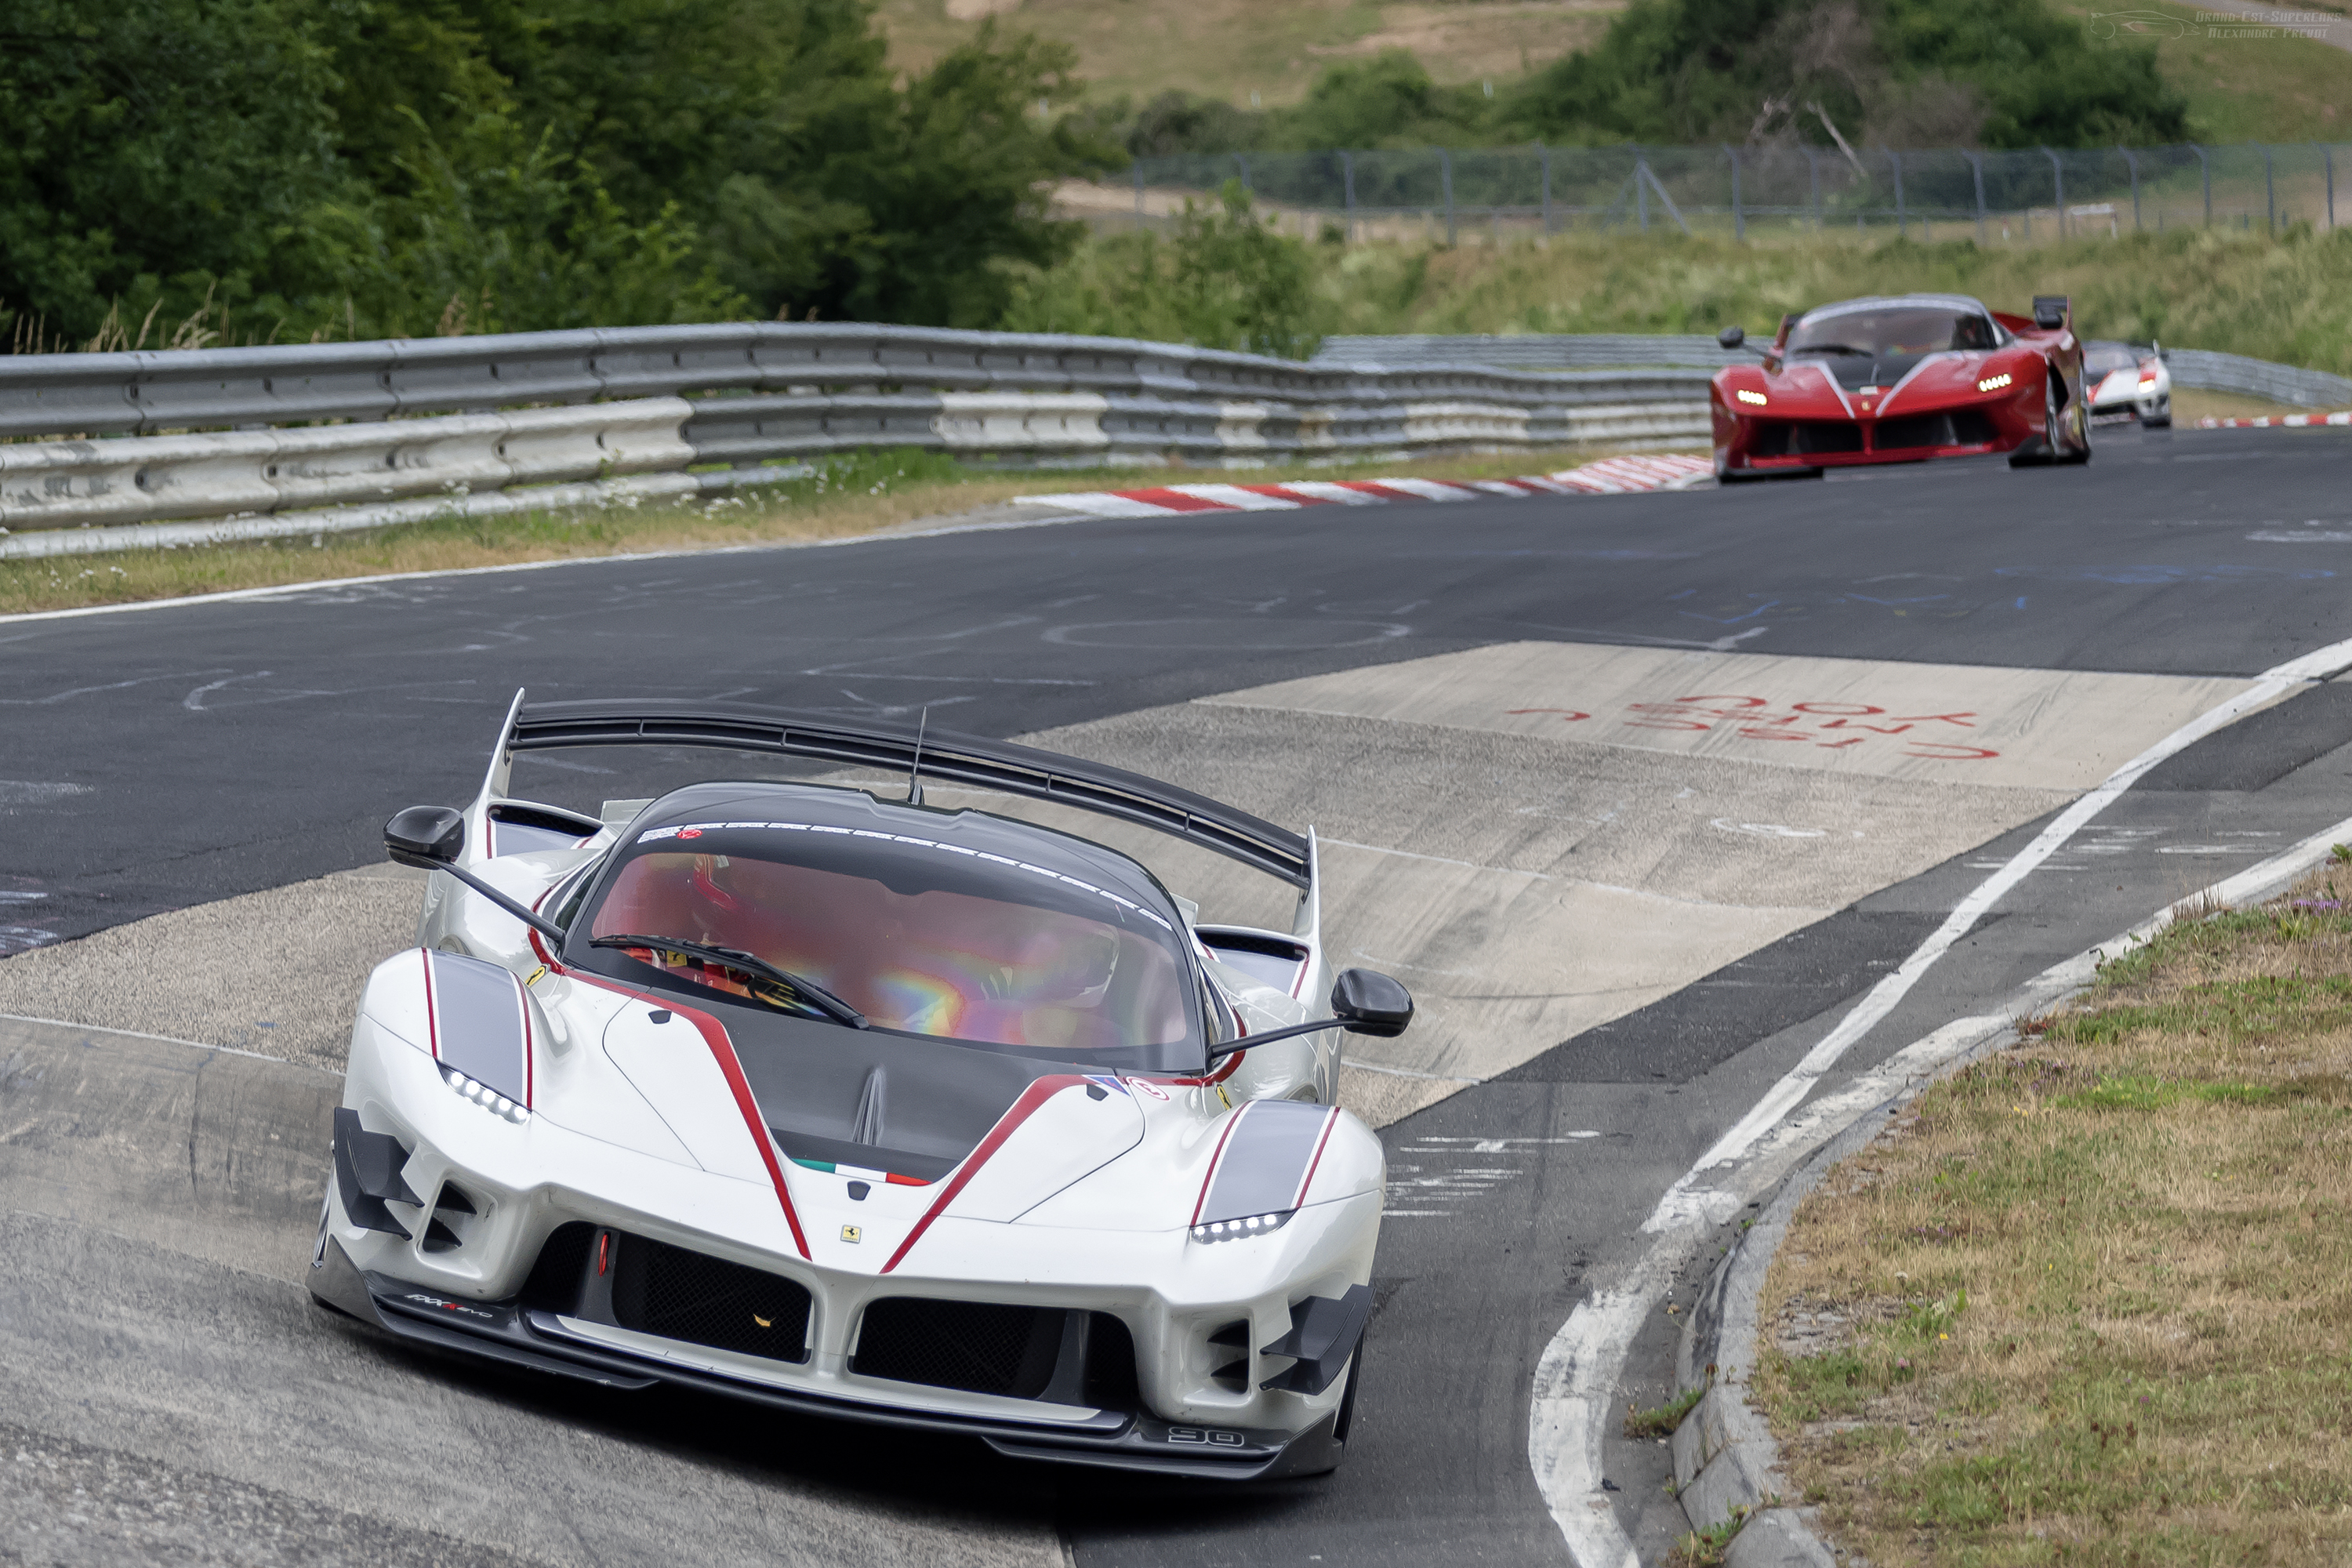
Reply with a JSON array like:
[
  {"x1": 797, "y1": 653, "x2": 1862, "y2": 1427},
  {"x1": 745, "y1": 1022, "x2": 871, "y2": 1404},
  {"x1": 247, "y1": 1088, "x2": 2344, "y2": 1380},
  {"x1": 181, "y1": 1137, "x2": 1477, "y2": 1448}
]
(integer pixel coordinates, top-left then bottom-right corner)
[
  {"x1": 0, "y1": 324, "x2": 1711, "y2": 557},
  {"x1": 0, "y1": 399, "x2": 692, "y2": 532},
  {"x1": 2161, "y1": 347, "x2": 2352, "y2": 408},
  {"x1": 1316, "y1": 334, "x2": 1742, "y2": 371},
  {"x1": 1316, "y1": 334, "x2": 2352, "y2": 408},
  {"x1": 0, "y1": 323, "x2": 1702, "y2": 441}
]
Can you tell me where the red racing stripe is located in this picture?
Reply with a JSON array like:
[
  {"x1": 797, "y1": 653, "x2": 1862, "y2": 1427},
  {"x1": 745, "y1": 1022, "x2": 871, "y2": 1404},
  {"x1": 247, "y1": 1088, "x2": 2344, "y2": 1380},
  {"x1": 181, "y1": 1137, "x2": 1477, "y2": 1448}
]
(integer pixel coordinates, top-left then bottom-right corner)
[
  {"x1": 880, "y1": 1075, "x2": 1084, "y2": 1274},
  {"x1": 660, "y1": 998, "x2": 814, "y2": 1260},
  {"x1": 420, "y1": 949, "x2": 439, "y2": 1058},
  {"x1": 1291, "y1": 1107, "x2": 1341, "y2": 1208},
  {"x1": 547, "y1": 953, "x2": 814, "y2": 1261},
  {"x1": 1189, "y1": 1103, "x2": 1249, "y2": 1227}
]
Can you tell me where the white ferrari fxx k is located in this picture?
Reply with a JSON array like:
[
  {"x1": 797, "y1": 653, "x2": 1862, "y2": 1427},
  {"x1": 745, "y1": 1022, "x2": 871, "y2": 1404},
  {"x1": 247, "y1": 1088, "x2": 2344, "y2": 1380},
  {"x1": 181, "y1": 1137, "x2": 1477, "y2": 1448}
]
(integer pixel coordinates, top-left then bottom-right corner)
[
  {"x1": 2082, "y1": 339, "x2": 2171, "y2": 427},
  {"x1": 310, "y1": 695, "x2": 1411, "y2": 1479}
]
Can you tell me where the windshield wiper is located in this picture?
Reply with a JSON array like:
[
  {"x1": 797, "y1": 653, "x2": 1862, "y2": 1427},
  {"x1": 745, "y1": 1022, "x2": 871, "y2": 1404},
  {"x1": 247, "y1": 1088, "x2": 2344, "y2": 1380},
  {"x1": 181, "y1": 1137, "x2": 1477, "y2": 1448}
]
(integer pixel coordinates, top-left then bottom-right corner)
[{"x1": 591, "y1": 934, "x2": 868, "y2": 1029}]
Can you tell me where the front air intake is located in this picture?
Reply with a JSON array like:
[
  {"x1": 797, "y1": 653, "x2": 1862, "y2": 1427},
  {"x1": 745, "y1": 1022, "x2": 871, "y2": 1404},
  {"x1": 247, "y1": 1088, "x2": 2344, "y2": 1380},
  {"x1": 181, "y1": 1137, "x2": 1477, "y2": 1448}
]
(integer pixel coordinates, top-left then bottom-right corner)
[
  {"x1": 852, "y1": 1298, "x2": 1065, "y2": 1397},
  {"x1": 1874, "y1": 410, "x2": 2000, "y2": 451},
  {"x1": 612, "y1": 1237, "x2": 813, "y2": 1365},
  {"x1": 1748, "y1": 419, "x2": 1863, "y2": 457}
]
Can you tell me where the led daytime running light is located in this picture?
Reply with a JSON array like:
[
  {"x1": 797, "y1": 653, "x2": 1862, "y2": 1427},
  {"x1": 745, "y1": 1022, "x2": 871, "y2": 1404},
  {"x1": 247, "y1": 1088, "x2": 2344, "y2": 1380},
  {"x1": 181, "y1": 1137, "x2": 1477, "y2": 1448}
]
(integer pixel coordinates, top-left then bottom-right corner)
[
  {"x1": 441, "y1": 1064, "x2": 528, "y2": 1123},
  {"x1": 1735, "y1": 389, "x2": 1768, "y2": 406},
  {"x1": 1977, "y1": 373, "x2": 2013, "y2": 393},
  {"x1": 1190, "y1": 1209, "x2": 1296, "y2": 1243}
]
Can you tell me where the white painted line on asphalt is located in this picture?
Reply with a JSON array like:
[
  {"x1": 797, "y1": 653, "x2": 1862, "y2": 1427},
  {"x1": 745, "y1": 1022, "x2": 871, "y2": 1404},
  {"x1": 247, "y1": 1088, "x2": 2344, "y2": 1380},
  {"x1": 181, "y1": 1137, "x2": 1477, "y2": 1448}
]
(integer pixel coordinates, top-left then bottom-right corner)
[
  {"x1": 1526, "y1": 630, "x2": 2352, "y2": 1568},
  {"x1": 1318, "y1": 836, "x2": 1556, "y2": 881},
  {"x1": 0, "y1": 506, "x2": 1114, "y2": 627},
  {"x1": 1341, "y1": 1057, "x2": 1486, "y2": 1083},
  {"x1": 0, "y1": 1011, "x2": 329, "y2": 1069}
]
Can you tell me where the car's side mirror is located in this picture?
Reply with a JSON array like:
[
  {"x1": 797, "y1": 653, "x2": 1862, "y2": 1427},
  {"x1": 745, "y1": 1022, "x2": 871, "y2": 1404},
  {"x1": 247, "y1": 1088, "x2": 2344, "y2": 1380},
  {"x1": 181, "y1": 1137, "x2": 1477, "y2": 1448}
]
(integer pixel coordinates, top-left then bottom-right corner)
[
  {"x1": 386, "y1": 805, "x2": 465, "y2": 869},
  {"x1": 1202, "y1": 966, "x2": 1417, "y2": 1063},
  {"x1": 2032, "y1": 295, "x2": 2068, "y2": 330},
  {"x1": 1716, "y1": 325, "x2": 1745, "y2": 350},
  {"x1": 385, "y1": 804, "x2": 567, "y2": 941},
  {"x1": 1330, "y1": 967, "x2": 1413, "y2": 1038}
]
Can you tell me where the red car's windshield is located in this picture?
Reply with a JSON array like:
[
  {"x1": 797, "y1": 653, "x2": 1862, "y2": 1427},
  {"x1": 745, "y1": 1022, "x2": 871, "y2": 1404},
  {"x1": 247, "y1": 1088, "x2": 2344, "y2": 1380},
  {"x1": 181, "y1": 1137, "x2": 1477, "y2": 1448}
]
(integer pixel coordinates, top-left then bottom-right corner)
[
  {"x1": 1788, "y1": 307, "x2": 1997, "y2": 358},
  {"x1": 591, "y1": 849, "x2": 1192, "y2": 1054}
]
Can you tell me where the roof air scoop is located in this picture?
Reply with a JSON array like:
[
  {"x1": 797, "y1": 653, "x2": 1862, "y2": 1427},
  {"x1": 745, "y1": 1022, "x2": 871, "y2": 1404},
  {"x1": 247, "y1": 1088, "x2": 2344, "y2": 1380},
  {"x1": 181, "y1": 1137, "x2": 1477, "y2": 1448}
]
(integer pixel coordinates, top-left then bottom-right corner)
[{"x1": 851, "y1": 1066, "x2": 887, "y2": 1146}]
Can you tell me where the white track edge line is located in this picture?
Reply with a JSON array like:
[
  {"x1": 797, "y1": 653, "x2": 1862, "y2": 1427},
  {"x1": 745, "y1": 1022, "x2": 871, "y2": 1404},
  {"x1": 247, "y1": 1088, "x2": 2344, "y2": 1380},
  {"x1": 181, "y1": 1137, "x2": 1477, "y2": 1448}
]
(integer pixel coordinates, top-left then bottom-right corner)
[
  {"x1": 0, "y1": 507, "x2": 1107, "y2": 627},
  {"x1": 1527, "y1": 630, "x2": 2352, "y2": 1568},
  {"x1": 0, "y1": 1010, "x2": 332, "y2": 1071}
]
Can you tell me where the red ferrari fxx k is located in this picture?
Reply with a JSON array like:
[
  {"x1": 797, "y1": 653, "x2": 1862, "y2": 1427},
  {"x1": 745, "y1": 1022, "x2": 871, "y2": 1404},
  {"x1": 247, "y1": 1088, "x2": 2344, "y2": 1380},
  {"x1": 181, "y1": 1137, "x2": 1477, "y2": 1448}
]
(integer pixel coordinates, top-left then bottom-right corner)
[{"x1": 1710, "y1": 292, "x2": 2091, "y2": 480}]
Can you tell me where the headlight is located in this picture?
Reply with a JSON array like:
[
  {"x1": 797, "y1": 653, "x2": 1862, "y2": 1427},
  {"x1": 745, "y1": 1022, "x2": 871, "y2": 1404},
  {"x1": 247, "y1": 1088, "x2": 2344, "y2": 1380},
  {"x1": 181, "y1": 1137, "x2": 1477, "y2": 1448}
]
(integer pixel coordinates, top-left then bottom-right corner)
[
  {"x1": 1191, "y1": 1209, "x2": 1295, "y2": 1243},
  {"x1": 2137, "y1": 379, "x2": 2158, "y2": 393},
  {"x1": 1978, "y1": 373, "x2": 2012, "y2": 393},
  {"x1": 1736, "y1": 390, "x2": 1768, "y2": 407},
  {"x1": 442, "y1": 1063, "x2": 529, "y2": 1123}
]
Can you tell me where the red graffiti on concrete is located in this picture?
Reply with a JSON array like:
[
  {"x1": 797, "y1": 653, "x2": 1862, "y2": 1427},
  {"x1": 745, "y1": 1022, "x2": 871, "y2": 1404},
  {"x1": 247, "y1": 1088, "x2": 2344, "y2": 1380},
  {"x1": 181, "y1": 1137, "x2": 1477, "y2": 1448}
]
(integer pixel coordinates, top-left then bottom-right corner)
[{"x1": 1507, "y1": 695, "x2": 1998, "y2": 760}]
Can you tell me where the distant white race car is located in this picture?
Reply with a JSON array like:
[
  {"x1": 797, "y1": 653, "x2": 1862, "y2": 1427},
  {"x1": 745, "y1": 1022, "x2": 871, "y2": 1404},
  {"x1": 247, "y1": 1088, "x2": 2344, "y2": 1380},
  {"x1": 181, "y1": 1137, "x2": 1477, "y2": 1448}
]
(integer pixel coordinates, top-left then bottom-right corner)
[
  {"x1": 2082, "y1": 339, "x2": 2171, "y2": 427},
  {"x1": 310, "y1": 695, "x2": 1411, "y2": 1479}
]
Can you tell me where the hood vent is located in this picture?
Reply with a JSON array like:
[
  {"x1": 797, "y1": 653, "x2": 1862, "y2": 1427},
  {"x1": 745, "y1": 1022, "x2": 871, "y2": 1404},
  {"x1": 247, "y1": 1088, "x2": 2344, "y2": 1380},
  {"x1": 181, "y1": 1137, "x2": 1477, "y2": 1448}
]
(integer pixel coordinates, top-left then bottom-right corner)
[{"x1": 851, "y1": 1065, "x2": 887, "y2": 1145}]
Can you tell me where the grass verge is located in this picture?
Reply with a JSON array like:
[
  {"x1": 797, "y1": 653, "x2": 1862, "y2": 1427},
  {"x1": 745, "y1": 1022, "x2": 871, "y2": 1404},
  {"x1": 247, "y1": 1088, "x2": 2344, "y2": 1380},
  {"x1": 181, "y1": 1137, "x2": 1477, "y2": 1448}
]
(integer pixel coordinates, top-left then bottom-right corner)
[
  {"x1": 1751, "y1": 862, "x2": 2352, "y2": 1564},
  {"x1": 0, "y1": 442, "x2": 1650, "y2": 616},
  {"x1": 2169, "y1": 387, "x2": 2343, "y2": 423},
  {"x1": 1303, "y1": 227, "x2": 2352, "y2": 376},
  {"x1": 1628, "y1": 1385, "x2": 1708, "y2": 1439}
]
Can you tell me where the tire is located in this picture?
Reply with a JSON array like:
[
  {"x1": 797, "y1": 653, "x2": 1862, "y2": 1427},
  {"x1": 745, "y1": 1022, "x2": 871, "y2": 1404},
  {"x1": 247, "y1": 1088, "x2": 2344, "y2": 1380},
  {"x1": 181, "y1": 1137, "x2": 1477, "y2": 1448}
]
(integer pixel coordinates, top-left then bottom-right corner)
[
  {"x1": 2060, "y1": 379, "x2": 2092, "y2": 465},
  {"x1": 2010, "y1": 367, "x2": 2065, "y2": 467}
]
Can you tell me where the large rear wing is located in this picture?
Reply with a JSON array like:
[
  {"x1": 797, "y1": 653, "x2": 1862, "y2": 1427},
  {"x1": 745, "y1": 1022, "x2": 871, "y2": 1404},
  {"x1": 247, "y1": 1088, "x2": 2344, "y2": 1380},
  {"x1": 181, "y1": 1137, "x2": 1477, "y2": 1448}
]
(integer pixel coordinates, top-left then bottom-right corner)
[{"x1": 478, "y1": 695, "x2": 1313, "y2": 891}]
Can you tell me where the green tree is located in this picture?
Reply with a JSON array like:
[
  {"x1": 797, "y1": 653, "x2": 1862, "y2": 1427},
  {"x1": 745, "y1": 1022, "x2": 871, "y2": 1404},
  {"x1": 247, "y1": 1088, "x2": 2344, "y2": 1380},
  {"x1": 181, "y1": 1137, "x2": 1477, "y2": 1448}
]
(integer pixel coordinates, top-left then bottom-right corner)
[
  {"x1": 1497, "y1": 0, "x2": 2185, "y2": 149},
  {"x1": 707, "y1": 23, "x2": 1112, "y2": 326},
  {"x1": 1266, "y1": 50, "x2": 1491, "y2": 151},
  {"x1": 0, "y1": 0, "x2": 357, "y2": 345},
  {"x1": 1003, "y1": 182, "x2": 1322, "y2": 358},
  {"x1": 2, "y1": 0, "x2": 1123, "y2": 345}
]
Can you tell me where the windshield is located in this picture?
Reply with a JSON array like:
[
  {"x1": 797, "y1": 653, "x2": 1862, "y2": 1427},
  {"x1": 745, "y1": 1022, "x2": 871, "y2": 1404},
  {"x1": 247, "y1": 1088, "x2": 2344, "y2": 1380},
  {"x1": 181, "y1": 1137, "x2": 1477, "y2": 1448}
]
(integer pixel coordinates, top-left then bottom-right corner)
[
  {"x1": 2082, "y1": 344, "x2": 2140, "y2": 376},
  {"x1": 1788, "y1": 307, "x2": 1997, "y2": 358},
  {"x1": 581, "y1": 829, "x2": 1195, "y2": 1058}
]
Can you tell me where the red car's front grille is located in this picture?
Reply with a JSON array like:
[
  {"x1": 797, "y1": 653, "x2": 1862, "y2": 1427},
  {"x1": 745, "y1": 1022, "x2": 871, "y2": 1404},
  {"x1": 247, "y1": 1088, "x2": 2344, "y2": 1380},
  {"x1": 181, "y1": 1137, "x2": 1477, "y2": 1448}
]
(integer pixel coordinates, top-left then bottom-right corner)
[
  {"x1": 1748, "y1": 420, "x2": 1864, "y2": 457},
  {"x1": 1873, "y1": 410, "x2": 2002, "y2": 450}
]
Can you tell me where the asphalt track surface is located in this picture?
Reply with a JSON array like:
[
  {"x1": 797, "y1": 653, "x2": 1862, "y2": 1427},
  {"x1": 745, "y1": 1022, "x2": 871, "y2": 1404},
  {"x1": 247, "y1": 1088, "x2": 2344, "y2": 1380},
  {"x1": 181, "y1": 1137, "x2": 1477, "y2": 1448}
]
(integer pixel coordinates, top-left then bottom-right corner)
[{"x1": 7, "y1": 423, "x2": 2352, "y2": 1565}]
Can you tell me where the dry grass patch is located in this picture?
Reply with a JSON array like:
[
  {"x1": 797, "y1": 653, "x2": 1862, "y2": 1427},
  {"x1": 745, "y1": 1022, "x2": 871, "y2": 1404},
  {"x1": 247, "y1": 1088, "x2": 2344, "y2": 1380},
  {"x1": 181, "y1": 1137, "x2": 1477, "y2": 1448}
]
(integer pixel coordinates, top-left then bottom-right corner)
[
  {"x1": 1752, "y1": 862, "x2": 2352, "y2": 1565},
  {"x1": 0, "y1": 443, "x2": 1644, "y2": 616},
  {"x1": 2172, "y1": 387, "x2": 2349, "y2": 423}
]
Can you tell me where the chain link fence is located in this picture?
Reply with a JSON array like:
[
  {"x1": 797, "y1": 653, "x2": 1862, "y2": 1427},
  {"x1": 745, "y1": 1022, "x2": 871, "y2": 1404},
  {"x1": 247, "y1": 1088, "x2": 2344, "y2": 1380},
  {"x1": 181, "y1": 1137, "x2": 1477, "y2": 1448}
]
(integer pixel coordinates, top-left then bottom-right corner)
[{"x1": 1100, "y1": 143, "x2": 2350, "y2": 245}]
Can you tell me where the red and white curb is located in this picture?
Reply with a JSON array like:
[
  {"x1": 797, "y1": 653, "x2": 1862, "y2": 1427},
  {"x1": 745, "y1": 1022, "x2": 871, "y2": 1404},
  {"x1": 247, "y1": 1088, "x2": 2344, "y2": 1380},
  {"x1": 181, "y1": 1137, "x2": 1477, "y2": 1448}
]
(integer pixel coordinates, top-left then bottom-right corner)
[
  {"x1": 2198, "y1": 412, "x2": 2352, "y2": 428},
  {"x1": 1015, "y1": 453, "x2": 1712, "y2": 518}
]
